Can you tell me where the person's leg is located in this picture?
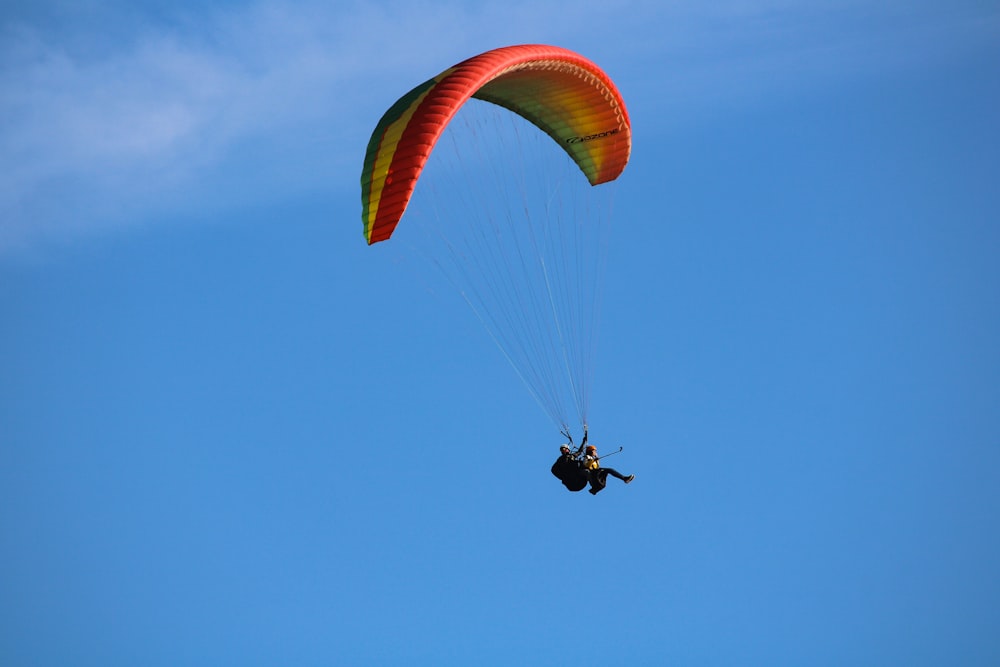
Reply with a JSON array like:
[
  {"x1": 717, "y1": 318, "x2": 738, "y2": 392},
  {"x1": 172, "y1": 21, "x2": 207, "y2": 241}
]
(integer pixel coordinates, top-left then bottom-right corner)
[
  {"x1": 588, "y1": 469, "x2": 608, "y2": 494},
  {"x1": 603, "y1": 467, "x2": 628, "y2": 481}
]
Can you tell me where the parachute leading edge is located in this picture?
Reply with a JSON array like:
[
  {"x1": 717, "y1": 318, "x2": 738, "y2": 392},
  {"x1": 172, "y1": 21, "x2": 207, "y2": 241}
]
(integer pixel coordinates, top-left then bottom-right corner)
[{"x1": 360, "y1": 44, "x2": 632, "y2": 245}]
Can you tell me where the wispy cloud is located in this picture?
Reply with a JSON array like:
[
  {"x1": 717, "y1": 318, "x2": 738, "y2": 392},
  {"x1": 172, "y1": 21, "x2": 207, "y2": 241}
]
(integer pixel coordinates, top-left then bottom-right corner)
[
  {"x1": 1, "y1": 1, "x2": 995, "y2": 256},
  {"x1": 612, "y1": 1, "x2": 1000, "y2": 123},
  {"x1": 0, "y1": 1, "x2": 490, "y2": 253}
]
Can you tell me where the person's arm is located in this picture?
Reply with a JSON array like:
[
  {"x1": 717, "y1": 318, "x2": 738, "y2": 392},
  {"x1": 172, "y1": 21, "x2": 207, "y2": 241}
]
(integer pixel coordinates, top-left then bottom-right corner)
[{"x1": 573, "y1": 424, "x2": 588, "y2": 456}]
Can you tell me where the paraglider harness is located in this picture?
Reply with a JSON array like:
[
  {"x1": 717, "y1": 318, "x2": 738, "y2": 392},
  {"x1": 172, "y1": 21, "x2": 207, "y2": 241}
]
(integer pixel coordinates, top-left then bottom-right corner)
[{"x1": 551, "y1": 427, "x2": 622, "y2": 493}]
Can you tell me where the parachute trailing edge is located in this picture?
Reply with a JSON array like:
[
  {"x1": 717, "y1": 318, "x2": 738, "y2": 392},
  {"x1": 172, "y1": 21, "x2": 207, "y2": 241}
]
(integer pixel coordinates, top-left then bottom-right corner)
[{"x1": 360, "y1": 44, "x2": 632, "y2": 245}]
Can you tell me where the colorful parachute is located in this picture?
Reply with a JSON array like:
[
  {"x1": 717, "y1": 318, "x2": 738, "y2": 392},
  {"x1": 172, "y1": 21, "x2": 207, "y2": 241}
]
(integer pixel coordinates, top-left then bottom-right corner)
[
  {"x1": 359, "y1": 45, "x2": 631, "y2": 431},
  {"x1": 360, "y1": 44, "x2": 631, "y2": 244}
]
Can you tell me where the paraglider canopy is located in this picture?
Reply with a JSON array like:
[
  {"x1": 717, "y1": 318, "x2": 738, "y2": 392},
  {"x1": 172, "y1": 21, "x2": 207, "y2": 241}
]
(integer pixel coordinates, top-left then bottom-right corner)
[
  {"x1": 359, "y1": 44, "x2": 631, "y2": 431},
  {"x1": 360, "y1": 44, "x2": 632, "y2": 244}
]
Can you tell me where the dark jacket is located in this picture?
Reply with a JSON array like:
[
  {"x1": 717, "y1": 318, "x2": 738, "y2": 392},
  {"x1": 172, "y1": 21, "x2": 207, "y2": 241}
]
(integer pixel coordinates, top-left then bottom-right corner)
[{"x1": 551, "y1": 453, "x2": 589, "y2": 492}]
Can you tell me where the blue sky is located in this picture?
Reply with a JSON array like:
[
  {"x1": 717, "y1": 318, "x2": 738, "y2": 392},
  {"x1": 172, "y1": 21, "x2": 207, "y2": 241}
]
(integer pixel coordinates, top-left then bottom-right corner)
[{"x1": 2, "y1": 1, "x2": 999, "y2": 665}]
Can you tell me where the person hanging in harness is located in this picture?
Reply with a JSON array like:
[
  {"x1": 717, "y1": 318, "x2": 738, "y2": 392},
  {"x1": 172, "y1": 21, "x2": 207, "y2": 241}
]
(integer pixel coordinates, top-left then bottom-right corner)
[
  {"x1": 550, "y1": 426, "x2": 590, "y2": 492},
  {"x1": 583, "y1": 443, "x2": 635, "y2": 495}
]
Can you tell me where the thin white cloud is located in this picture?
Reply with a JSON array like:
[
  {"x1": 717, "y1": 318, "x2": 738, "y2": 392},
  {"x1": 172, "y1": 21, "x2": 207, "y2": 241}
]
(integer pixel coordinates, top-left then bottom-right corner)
[
  {"x1": 0, "y1": 0, "x2": 995, "y2": 256},
  {"x1": 0, "y1": 1, "x2": 555, "y2": 254},
  {"x1": 609, "y1": 1, "x2": 1000, "y2": 123}
]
